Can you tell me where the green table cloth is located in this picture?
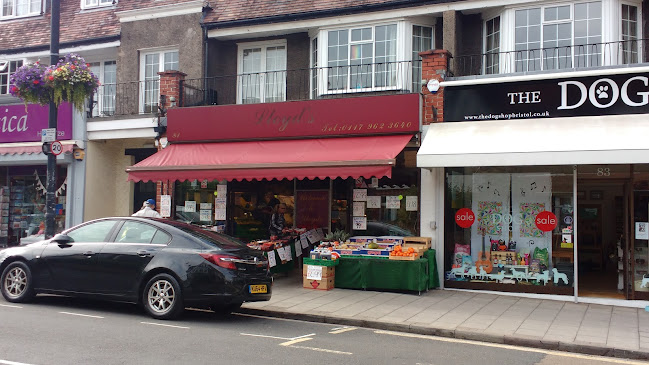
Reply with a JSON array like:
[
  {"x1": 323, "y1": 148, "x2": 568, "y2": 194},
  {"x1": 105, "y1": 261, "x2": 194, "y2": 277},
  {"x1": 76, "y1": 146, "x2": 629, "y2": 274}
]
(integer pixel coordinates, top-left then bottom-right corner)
[{"x1": 335, "y1": 249, "x2": 439, "y2": 292}]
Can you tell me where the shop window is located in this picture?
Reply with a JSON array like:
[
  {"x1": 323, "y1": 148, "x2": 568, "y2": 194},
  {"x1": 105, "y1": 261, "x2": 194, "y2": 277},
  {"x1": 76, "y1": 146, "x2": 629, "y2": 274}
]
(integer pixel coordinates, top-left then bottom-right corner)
[
  {"x1": 444, "y1": 166, "x2": 574, "y2": 295},
  {"x1": 230, "y1": 181, "x2": 294, "y2": 241}
]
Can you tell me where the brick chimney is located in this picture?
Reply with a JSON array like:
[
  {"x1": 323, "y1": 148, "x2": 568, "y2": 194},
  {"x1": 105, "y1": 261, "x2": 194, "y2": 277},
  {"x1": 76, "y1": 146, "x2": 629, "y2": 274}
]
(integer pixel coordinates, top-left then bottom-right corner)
[
  {"x1": 158, "y1": 70, "x2": 186, "y2": 110},
  {"x1": 419, "y1": 49, "x2": 451, "y2": 124}
]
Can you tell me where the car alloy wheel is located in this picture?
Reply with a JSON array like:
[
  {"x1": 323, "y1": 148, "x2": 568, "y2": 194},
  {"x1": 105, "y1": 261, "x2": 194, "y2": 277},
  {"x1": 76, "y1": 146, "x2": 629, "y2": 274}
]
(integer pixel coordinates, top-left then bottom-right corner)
[
  {"x1": 143, "y1": 273, "x2": 183, "y2": 320},
  {"x1": 1, "y1": 261, "x2": 35, "y2": 303}
]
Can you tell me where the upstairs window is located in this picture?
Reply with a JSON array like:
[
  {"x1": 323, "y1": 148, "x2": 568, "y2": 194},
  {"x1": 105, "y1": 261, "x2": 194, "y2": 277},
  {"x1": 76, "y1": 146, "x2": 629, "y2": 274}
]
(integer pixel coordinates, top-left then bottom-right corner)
[
  {"x1": 140, "y1": 49, "x2": 178, "y2": 114},
  {"x1": 0, "y1": 60, "x2": 23, "y2": 95},
  {"x1": 89, "y1": 60, "x2": 116, "y2": 116},
  {"x1": 621, "y1": 4, "x2": 639, "y2": 64},
  {"x1": 82, "y1": 0, "x2": 114, "y2": 10},
  {"x1": 1, "y1": 0, "x2": 41, "y2": 19},
  {"x1": 237, "y1": 41, "x2": 287, "y2": 104},
  {"x1": 412, "y1": 25, "x2": 434, "y2": 91}
]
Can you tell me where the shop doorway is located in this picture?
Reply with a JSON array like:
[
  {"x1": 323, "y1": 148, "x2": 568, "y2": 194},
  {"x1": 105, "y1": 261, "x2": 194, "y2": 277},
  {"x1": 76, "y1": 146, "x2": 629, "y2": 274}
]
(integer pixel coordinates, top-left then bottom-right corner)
[{"x1": 576, "y1": 182, "x2": 627, "y2": 299}]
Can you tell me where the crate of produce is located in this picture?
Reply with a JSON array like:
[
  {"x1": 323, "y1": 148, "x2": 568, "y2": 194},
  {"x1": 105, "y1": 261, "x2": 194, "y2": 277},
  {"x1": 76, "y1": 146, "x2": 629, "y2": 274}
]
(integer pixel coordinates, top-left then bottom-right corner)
[
  {"x1": 403, "y1": 237, "x2": 432, "y2": 253},
  {"x1": 389, "y1": 254, "x2": 420, "y2": 261},
  {"x1": 303, "y1": 276, "x2": 335, "y2": 290},
  {"x1": 358, "y1": 248, "x2": 391, "y2": 256},
  {"x1": 303, "y1": 264, "x2": 335, "y2": 278},
  {"x1": 348, "y1": 236, "x2": 376, "y2": 243},
  {"x1": 332, "y1": 249, "x2": 362, "y2": 256}
]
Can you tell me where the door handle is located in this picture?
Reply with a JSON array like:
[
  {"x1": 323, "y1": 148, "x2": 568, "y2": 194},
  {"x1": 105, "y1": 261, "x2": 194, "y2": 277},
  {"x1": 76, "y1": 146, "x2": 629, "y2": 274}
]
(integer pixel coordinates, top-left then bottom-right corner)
[
  {"x1": 137, "y1": 250, "x2": 152, "y2": 257},
  {"x1": 83, "y1": 251, "x2": 94, "y2": 257}
]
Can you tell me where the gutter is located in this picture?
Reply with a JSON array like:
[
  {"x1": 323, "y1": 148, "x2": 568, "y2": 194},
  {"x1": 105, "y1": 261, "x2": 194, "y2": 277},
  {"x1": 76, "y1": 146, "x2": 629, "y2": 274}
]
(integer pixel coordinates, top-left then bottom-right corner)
[
  {"x1": 203, "y1": 0, "x2": 456, "y2": 30},
  {"x1": 0, "y1": 34, "x2": 121, "y2": 56}
]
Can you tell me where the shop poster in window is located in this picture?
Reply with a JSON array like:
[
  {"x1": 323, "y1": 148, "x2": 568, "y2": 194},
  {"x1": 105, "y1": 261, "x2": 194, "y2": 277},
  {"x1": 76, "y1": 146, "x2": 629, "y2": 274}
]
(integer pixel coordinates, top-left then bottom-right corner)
[
  {"x1": 160, "y1": 195, "x2": 171, "y2": 218},
  {"x1": 406, "y1": 196, "x2": 418, "y2": 211},
  {"x1": 200, "y1": 203, "x2": 212, "y2": 210},
  {"x1": 511, "y1": 173, "x2": 552, "y2": 256},
  {"x1": 185, "y1": 201, "x2": 196, "y2": 213},
  {"x1": 215, "y1": 197, "x2": 226, "y2": 210},
  {"x1": 199, "y1": 210, "x2": 211, "y2": 222},
  {"x1": 353, "y1": 216, "x2": 367, "y2": 230},
  {"x1": 471, "y1": 173, "x2": 510, "y2": 261},
  {"x1": 353, "y1": 202, "x2": 365, "y2": 216},
  {"x1": 636, "y1": 222, "x2": 649, "y2": 240},
  {"x1": 353, "y1": 189, "x2": 367, "y2": 201},
  {"x1": 386, "y1": 196, "x2": 400, "y2": 209},
  {"x1": 214, "y1": 209, "x2": 226, "y2": 221},
  {"x1": 216, "y1": 184, "x2": 227, "y2": 197},
  {"x1": 366, "y1": 196, "x2": 381, "y2": 209}
]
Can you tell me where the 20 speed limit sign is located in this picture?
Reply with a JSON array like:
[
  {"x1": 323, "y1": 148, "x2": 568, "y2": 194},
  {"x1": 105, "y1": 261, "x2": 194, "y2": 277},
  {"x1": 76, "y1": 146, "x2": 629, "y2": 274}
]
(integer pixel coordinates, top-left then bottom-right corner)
[{"x1": 50, "y1": 140, "x2": 63, "y2": 156}]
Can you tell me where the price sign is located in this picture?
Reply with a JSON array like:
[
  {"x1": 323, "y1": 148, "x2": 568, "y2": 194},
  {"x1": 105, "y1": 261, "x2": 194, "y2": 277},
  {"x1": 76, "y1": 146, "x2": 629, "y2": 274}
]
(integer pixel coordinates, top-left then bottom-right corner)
[
  {"x1": 353, "y1": 189, "x2": 367, "y2": 201},
  {"x1": 366, "y1": 196, "x2": 381, "y2": 209},
  {"x1": 405, "y1": 196, "x2": 418, "y2": 211},
  {"x1": 50, "y1": 141, "x2": 63, "y2": 156},
  {"x1": 306, "y1": 265, "x2": 323, "y2": 280},
  {"x1": 386, "y1": 196, "x2": 400, "y2": 209},
  {"x1": 353, "y1": 216, "x2": 367, "y2": 230}
]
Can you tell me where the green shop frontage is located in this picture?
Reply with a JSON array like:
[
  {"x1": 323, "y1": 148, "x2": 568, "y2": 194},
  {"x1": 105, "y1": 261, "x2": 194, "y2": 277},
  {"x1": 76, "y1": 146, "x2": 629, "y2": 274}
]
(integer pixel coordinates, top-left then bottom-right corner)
[{"x1": 127, "y1": 94, "x2": 439, "y2": 292}]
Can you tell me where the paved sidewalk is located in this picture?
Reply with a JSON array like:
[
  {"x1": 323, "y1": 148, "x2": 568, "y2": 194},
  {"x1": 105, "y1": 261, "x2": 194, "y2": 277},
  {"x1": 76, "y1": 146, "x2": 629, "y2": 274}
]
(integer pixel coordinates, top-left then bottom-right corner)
[{"x1": 241, "y1": 274, "x2": 649, "y2": 361}]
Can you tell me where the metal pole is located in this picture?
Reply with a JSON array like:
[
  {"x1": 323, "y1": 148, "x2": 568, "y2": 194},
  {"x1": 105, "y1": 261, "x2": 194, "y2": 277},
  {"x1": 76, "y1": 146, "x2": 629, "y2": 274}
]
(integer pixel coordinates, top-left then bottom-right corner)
[
  {"x1": 45, "y1": 0, "x2": 60, "y2": 239},
  {"x1": 573, "y1": 165, "x2": 578, "y2": 302}
]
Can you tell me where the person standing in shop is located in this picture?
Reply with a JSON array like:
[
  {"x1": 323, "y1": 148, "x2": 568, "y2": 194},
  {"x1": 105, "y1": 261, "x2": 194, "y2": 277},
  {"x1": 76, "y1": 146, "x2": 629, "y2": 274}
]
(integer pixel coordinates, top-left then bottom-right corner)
[{"x1": 269, "y1": 203, "x2": 287, "y2": 238}]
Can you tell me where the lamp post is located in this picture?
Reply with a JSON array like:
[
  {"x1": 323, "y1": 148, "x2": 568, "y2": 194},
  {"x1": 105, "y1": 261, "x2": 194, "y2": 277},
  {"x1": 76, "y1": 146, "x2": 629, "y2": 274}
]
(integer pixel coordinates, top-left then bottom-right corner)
[{"x1": 45, "y1": 0, "x2": 60, "y2": 239}]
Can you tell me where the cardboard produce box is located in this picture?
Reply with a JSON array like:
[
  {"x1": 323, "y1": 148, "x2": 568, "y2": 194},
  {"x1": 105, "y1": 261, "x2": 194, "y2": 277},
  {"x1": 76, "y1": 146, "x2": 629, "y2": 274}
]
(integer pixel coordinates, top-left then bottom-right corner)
[
  {"x1": 303, "y1": 276, "x2": 335, "y2": 290},
  {"x1": 303, "y1": 264, "x2": 335, "y2": 290},
  {"x1": 303, "y1": 264, "x2": 335, "y2": 278}
]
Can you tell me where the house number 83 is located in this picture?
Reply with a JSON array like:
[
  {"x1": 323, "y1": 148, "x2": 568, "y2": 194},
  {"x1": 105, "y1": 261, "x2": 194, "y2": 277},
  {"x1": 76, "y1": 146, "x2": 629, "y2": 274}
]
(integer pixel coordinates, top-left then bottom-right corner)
[{"x1": 597, "y1": 168, "x2": 611, "y2": 177}]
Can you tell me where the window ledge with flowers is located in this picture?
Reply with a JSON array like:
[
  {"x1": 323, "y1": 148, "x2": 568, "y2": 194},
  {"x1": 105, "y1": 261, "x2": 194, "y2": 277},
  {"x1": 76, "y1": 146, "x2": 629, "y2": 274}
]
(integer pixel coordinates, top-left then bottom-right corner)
[{"x1": 9, "y1": 53, "x2": 99, "y2": 112}]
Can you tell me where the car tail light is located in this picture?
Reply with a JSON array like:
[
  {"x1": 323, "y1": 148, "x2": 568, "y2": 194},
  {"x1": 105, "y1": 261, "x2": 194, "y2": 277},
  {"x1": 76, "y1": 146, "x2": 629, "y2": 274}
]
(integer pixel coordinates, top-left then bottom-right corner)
[{"x1": 200, "y1": 253, "x2": 237, "y2": 270}]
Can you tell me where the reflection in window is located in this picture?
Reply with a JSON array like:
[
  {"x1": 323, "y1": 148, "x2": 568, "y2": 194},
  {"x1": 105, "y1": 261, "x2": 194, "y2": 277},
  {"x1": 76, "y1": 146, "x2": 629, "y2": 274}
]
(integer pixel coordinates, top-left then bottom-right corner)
[{"x1": 68, "y1": 220, "x2": 116, "y2": 243}]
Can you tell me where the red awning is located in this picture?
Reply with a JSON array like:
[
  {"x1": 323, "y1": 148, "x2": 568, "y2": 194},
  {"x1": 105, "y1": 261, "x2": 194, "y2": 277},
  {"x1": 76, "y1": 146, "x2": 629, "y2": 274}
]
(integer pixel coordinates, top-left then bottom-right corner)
[
  {"x1": 126, "y1": 135, "x2": 412, "y2": 182},
  {"x1": 0, "y1": 144, "x2": 74, "y2": 156}
]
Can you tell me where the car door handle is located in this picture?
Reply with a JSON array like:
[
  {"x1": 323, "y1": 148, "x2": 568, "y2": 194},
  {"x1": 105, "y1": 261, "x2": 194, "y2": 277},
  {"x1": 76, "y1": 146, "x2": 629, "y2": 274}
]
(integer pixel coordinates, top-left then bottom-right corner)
[
  {"x1": 137, "y1": 250, "x2": 152, "y2": 257},
  {"x1": 83, "y1": 251, "x2": 94, "y2": 257}
]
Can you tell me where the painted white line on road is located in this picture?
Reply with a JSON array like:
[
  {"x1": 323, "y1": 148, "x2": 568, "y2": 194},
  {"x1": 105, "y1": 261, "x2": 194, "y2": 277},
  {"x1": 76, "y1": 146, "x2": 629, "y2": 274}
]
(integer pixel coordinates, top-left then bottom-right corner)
[
  {"x1": 240, "y1": 332, "x2": 316, "y2": 341},
  {"x1": 329, "y1": 327, "x2": 357, "y2": 334},
  {"x1": 288, "y1": 345, "x2": 353, "y2": 355},
  {"x1": 59, "y1": 311, "x2": 104, "y2": 319},
  {"x1": 186, "y1": 307, "x2": 213, "y2": 313},
  {"x1": 234, "y1": 312, "x2": 318, "y2": 324},
  {"x1": 0, "y1": 304, "x2": 22, "y2": 309},
  {"x1": 374, "y1": 330, "x2": 646, "y2": 364},
  {"x1": 0, "y1": 359, "x2": 37, "y2": 365},
  {"x1": 140, "y1": 322, "x2": 190, "y2": 330},
  {"x1": 280, "y1": 337, "x2": 313, "y2": 346}
]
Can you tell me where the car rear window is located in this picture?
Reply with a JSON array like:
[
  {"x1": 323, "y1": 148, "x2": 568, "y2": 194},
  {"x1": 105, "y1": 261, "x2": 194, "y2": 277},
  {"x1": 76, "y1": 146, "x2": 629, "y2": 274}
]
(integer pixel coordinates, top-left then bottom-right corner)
[{"x1": 175, "y1": 225, "x2": 247, "y2": 249}]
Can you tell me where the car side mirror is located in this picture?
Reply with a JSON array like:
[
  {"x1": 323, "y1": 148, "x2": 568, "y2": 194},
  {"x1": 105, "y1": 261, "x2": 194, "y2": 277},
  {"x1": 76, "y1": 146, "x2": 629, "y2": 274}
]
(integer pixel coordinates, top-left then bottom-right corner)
[{"x1": 51, "y1": 234, "x2": 73, "y2": 245}]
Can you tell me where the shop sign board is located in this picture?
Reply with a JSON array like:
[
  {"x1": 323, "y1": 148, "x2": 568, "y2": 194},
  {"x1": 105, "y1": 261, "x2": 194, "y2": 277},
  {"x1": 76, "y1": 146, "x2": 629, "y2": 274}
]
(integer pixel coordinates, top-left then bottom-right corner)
[
  {"x1": 296, "y1": 190, "x2": 329, "y2": 230},
  {"x1": 167, "y1": 93, "x2": 420, "y2": 142},
  {"x1": 1, "y1": 103, "x2": 73, "y2": 143},
  {"x1": 444, "y1": 72, "x2": 649, "y2": 122},
  {"x1": 455, "y1": 208, "x2": 475, "y2": 228}
]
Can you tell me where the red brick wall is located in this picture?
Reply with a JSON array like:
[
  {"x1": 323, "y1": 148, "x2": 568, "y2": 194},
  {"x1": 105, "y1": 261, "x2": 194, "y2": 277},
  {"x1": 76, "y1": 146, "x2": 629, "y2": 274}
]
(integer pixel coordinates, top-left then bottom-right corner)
[
  {"x1": 420, "y1": 49, "x2": 451, "y2": 124},
  {"x1": 158, "y1": 70, "x2": 186, "y2": 109}
]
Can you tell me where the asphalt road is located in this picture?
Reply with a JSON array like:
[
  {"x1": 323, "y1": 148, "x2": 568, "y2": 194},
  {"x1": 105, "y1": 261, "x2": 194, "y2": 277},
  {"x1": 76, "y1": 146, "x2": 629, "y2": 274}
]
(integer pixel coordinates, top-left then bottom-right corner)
[{"x1": 0, "y1": 295, "x2": 646, "y2": 365}]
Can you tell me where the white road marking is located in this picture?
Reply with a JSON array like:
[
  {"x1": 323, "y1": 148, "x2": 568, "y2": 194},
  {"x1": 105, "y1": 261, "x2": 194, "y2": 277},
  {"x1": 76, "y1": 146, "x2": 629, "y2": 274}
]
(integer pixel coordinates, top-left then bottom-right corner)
[
  {"x1": 140, "y1": 321, "x2": 190, "y2": 329},
  {"x1": 0, "y1": 359, "x2": 37, "y2": 365},
  {"x1": 234, "y1": 312, "x2": 319, "y2": 324},
  {"x1": 374, "y1": 330, "x2": 646, "y2": 364},
  {"x1": 288, "y1": 345, "x2": 353, "y2": 355},
  {"x1": 0, "y1": 304, "x2": 22, "y2": 309},
  {"x1": 59, "y1": 311, "x2": 104, "y2": 319},
  {"x1": 240, "y1": 332, "x2": 316, "y2": 341},
  {"x1": 279, "y1": 337, "x2": 313, "y2": 346},
  {"x1": 186, "y1": 308, "x2": 213, "y2": 313},
  {"x1": 329, "y1": 327, "x2": 357, "y2": 334}
]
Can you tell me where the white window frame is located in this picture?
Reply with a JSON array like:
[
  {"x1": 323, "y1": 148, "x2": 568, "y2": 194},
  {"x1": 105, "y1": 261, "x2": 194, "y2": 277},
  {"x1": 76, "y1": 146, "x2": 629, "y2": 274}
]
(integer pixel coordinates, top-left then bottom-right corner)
[
  {"x1": 139, "y1": 48, "x2": 178, "y2": 114},
  {"x1": 236, "y1": 40, "x2": 287, "y2": 104},
  {"x1": 314, "y1": 19, "x2": 433, "y2": 96},
  {"x1": 88, "y1": 60, "x2": 116, "y2": 117},
  {"x1": 411, "y1": 23, "x2": 435, "y2": 92},
  {"x1": 619, "y1": 1, "x2": 643, "y2": 64},
  {"x1": 0, "y1": 59, "x2": 23, "y2": 96},
  {"x1": 0, "y1": 0, "x2": 42, "y2": 20},
  {"x1": 80, "y1": 0, "x2": 114, "y2": 10},
  {"x1": 483, "y1": 15, "x2": 501, "y2": 75}
]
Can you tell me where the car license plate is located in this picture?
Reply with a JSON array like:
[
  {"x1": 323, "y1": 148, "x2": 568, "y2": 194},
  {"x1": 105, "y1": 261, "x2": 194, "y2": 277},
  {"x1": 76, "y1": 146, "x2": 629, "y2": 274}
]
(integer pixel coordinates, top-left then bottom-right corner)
[{"x1": 249, "y1": 284, "x2": 267, "y2": 294}]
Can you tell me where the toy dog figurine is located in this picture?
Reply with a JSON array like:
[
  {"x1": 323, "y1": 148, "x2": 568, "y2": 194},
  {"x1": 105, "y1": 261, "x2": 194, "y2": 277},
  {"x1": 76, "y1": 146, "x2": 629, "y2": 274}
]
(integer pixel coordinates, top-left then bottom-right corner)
[
  {"x1": 508, "y1": 240, "x2": 517, "y2": 251},
  {"x1": 497, "y1": 239, "x2": 508, "y2": 251}
]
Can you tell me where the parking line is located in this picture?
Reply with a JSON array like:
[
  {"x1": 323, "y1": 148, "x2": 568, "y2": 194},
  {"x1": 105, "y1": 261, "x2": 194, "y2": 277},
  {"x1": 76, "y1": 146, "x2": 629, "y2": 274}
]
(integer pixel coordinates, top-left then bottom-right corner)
[
  {"x1": 59, "y1": 311, "x2": 104, "y2": 319},
  {"x1": 0, "y1": 304, "x2": 22, "y2": 309},
  {"x1": 329, "y1": 327, "x2": 357, "y2": 334},
  {"x1": 280, "y1": 337, "x2": 313, "y2": 346},
  {"x1": 0, "y1": 359, "x2": 37, "y2": 365},
  {"x1": 288, "y1": 345, "x2": 353, "y2": 355},
  {"x1": 140, "y1": 322, "x2": 190, "y2": 329}
]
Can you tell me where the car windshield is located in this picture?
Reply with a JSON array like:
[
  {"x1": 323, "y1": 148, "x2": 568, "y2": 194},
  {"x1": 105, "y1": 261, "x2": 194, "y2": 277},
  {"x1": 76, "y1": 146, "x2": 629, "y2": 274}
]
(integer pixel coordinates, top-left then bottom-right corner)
[{"x1": 160, "y1": 220, "x2": 247, "y2": 249}]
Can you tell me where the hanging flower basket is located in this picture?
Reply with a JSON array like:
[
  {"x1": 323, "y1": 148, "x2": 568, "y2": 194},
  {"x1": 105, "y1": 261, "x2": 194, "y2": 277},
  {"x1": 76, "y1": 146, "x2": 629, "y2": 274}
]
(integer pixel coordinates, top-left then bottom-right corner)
[{"x1": 10, "y1": 53, "x2": 99, "y2": 112}]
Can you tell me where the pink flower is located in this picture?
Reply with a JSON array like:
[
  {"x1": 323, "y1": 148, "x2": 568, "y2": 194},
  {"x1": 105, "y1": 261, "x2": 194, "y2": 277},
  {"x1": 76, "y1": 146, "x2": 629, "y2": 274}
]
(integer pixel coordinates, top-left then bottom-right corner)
[
  {"x1": 33, "y1": 80, "x2": 39, "y2": 85},
  {"x1": 48, "y1": 76, "x2": 54, "y2": 81}
]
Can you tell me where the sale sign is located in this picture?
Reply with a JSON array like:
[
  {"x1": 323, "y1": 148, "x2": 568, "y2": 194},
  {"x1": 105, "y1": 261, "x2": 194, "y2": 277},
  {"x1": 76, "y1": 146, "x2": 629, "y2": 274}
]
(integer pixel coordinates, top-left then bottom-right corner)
[
  {"x1": 535, "y1": 211, "x2": 558, "y2": 232},
  {"x1": 455, "y1": 208, "x2": 475, "y2": 228}
]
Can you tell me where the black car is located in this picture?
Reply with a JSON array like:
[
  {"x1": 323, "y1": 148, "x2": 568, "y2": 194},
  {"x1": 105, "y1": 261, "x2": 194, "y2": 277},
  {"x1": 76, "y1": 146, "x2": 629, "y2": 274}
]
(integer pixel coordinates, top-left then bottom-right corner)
[{"x1": 0, "y1": 217, "x2": 272, "y2": 320}]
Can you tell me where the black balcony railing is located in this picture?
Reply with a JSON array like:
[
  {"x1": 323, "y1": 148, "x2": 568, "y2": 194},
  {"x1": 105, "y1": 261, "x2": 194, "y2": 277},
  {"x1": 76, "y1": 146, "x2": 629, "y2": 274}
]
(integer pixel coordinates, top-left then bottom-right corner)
[
  {"x1": 450, "y1": 39, "x2": 648, "y2": 78},
  {"x1": 87, "y1": 61, "x2": 421, "y2": 117},
  {"x1": 181, "y1": 60, "x2": 420, "y2": 108}
]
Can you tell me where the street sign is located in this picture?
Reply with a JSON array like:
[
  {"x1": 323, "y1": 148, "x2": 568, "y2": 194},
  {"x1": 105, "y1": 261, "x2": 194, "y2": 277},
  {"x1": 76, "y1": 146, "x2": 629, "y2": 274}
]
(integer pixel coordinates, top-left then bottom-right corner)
[
  {"x1": 41, "y1": 128, "x2": 56, "y2": 143},
  {"x1": 50, "y1": 140, "x2": 63, "y2": 156}
]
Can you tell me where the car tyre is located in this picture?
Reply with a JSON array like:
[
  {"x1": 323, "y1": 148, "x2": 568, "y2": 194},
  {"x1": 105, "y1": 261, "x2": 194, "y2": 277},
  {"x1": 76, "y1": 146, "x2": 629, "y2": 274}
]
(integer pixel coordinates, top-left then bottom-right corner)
[
  {"x1": 1, "y1": 261, "x2": 35, "y2": 303},
  {"x1": 142, "y1": 273, "x2": 183, "y2": 320}
]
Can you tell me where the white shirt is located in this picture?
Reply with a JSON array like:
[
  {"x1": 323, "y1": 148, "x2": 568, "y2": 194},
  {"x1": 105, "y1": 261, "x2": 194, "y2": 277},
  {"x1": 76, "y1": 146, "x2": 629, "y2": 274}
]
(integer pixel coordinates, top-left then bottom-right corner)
[{"x1": 132, "y1": 206, "x2": 162, "y2": 218}]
